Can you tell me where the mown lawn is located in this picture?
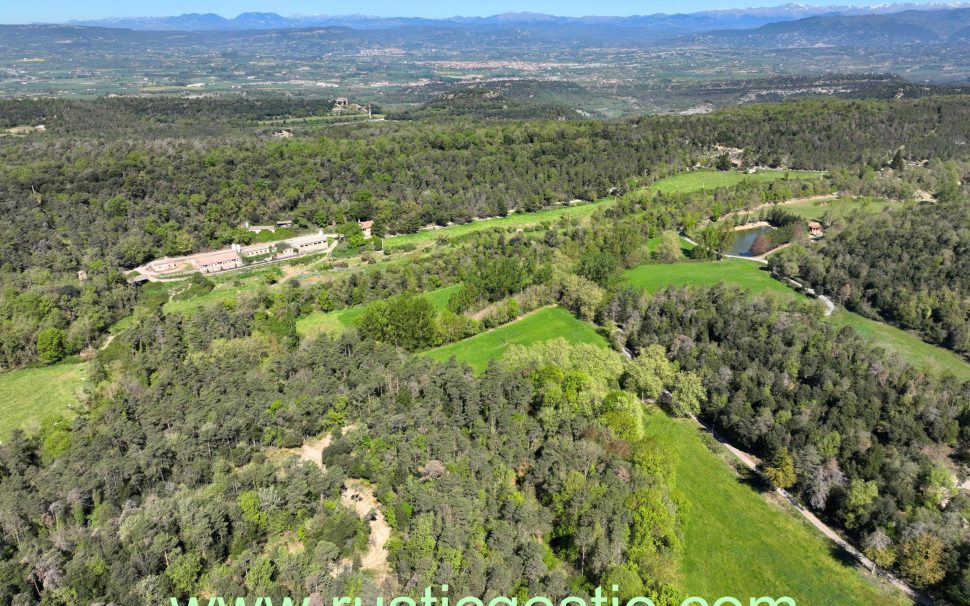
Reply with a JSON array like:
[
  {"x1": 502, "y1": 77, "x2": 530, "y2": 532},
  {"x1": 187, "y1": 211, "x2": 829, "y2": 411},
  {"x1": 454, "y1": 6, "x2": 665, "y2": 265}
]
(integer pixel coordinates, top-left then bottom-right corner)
[
  {"x1": 296, "y1": 284, "x2": 462, "y2": 339},
  {"x1": 0, "y1": 361, "x2": 86, "y2": 438},
  {"x1": 424, "y1": 306, "x2": 607, "y2": 372},
  {"x1": 647, "y1": 169, "x2": 824, "y2": 194},
  {"x1": 384, "y1": 200, "x2": 614, "y2": 251},
  {"x1": 645, "y1": 414, "x2": 909, "y2": 605}
]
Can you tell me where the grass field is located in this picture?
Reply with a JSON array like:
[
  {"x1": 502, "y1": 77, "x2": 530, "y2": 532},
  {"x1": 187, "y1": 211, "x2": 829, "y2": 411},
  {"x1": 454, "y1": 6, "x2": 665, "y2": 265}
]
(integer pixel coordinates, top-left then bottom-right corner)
[
  {"x1": 748, "y1": 196, "x2": 903, "y2": 222},
  {"x1": 163, "y1": 282, "x2": 263, "y2": 315},
  {"x1": 831, "y1": 311, "x2": 970, "y2": 381},
  {"x1": 623, "y1": 259, "x2": 970, "y2": 379},
  {"x1": 623, "y1": 258, "x2": 801, "y2": 301},
  {"x1": 0, "y1": 361, "x2": 86, "y2": 438},
  {"x1": 296, "y1": 284, "x2": 462, "y2": 339},
  {"x1": 647, "y1": 169, "x2": 824, "y2": 195},
  {"x1": 384, "y1": 200, "x2": 614, "y2": 251},
  {"x1": 645, "y1": 414, "x2": 909, "y2": 605},
  {"x1": 424, "y1": 306, "x2": 607, "y2": 372}
]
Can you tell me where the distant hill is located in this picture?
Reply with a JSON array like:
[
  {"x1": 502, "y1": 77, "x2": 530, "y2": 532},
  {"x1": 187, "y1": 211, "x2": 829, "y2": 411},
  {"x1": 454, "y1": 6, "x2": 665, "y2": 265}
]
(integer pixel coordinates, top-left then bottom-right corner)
[{"x1": 679, "y1": 7, "x2": 970, "y2": 47}]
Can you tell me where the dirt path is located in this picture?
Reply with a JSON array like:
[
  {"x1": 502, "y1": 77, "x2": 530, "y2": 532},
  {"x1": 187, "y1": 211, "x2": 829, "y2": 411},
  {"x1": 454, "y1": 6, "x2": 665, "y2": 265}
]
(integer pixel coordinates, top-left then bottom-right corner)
[
  {"x1": 288, "y1": 426, "x2": 391, "y2": 586},
  {"x1": 341, "y1": 479, "x2": 392, "y2": 585}
]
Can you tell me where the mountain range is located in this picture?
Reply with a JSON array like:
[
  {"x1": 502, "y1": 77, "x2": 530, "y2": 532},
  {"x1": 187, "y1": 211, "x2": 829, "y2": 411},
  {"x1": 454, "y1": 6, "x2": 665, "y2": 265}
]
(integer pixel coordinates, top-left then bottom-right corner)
[{"x1": 65, "y1": 3, "x2": 970, "y2": 34}]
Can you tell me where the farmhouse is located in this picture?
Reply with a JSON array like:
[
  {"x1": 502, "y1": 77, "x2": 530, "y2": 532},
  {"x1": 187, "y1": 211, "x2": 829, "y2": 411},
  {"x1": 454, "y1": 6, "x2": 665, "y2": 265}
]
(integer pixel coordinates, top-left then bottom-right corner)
[
  {"x1": 193, "y1": 250, "x2": 242, "y2": 274},
  {"x1": 359, "y1": 220, "x2": 374, "y2": 238},
  {"x1": 809, "y1": 221, "x2": 824, "y2": 238}
]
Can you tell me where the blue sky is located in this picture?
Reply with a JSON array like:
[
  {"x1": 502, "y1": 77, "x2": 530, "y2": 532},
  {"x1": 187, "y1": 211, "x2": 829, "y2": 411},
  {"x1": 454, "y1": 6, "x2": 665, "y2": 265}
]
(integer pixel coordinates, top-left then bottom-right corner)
[{"x1": 5, "y1": 0, "x2": 943, "y2": 23}]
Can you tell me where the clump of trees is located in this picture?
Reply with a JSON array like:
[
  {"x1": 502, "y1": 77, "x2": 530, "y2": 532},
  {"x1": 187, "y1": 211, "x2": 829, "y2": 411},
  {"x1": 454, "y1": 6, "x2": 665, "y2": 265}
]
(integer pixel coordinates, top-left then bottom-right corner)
[{"x1": 769, "y1": 195, "x2": 970, "y2": 356}]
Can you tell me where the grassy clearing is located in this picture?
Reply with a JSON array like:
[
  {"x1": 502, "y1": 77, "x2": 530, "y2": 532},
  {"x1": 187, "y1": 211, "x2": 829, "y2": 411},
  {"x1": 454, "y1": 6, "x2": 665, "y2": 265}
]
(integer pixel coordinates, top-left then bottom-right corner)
[
  {"x1": 831, "y1": 311, "x2": 970, "y2": 381},
  {"x1": 296, "y1": 285, "x2": 462, "y2": 339},
  {"x1": 161, "y1": 268, "x2": 284, "y2": 315},
  {"x1": 163, "y1": 282, "x2": 264, "y2": 315},
  {"x1": 645, "y1": 413, "x2": 909, "y2": 605},
  {"x1": 623, "y1": 258, "x2": 801, "y2": 301},
  {"x1": 623, "y1": 259, "x2": 970, "y2": 378},
  {"x1": 424, "y1": 306, "x2": 606, "y2": 372},
  {"x1": 752, "y1": 196, "x2": 903, "y2": 222},
  {"x1": 647, "y1": 169, "x2": 824, "y2": 195},
  {"x1": 0, "y1": 362, "x2": 86, "y2": 438},
  {"x1": 384, "y1": 200, "x2": 614, "y2": 251}
]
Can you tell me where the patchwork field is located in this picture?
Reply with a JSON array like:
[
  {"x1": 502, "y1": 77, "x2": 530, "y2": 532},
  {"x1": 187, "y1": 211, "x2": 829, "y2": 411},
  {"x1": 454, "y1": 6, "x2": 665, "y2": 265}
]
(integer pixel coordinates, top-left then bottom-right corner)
[
  {"x1": 424, "y1": 306, "x2": 606, "y2": 372},
  {"x1": 297, "y1": 284, "x2": 462, "y2": 339},
  {"x1": 645, "y1": 414, "x2": 909, "y2": 605},
  {"x1": 646, "y1": 169, "x2": 824, "y2": 194},
  {"x1": 0, "y1": 361, "x2": 86, "y2": 438}
]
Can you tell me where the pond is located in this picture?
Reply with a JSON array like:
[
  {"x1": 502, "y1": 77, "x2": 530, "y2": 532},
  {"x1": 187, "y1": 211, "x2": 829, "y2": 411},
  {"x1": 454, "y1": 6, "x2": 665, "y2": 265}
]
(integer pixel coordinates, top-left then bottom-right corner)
[{"x1": 727, "y1": 226, "x2": 774, "y2": 256}]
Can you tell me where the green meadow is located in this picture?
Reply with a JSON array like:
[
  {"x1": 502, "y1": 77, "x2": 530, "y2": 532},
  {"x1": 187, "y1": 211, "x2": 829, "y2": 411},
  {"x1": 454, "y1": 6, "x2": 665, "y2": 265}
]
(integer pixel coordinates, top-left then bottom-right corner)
[
  {"x1": 645, "y1": 414, "x2": 909, "y2": 605},
  {"x1": 420, "y1": 302, "x2": 908, "y2": 604},
  {"x1": 384, "y1": 200, "x2": 614, "y2": 251},
  {"x1": 647, "y1": 169, "x2": 824, "y2": 194},
  {"x1": 623, "y1": 259, "x2": 970, "y2": 379},
  {"x1": 749, "y1": 196, "x2": 903, "y2": 222},
  {"x1": 0, "y1": 361, "x2": 86, "y2": 438},
  {"x1": 296, "y1": 284, "x2": 462, "y2": 339},
  {"x1": 424, "y1": 306, "x2": 607, "y2": 372},
  {"x1": 623, "y1": 258, "x2": 800, "y2": 301},
  {"x1": 831, "y1": 310, "x2": 970, "y2": 381}
]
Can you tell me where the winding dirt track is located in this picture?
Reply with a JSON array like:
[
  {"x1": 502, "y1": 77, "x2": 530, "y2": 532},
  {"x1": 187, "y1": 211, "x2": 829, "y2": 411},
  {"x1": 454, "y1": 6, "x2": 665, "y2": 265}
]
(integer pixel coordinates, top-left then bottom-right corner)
[{"x1": 289, "y1": 426, "x2": 391, "y2": 587}]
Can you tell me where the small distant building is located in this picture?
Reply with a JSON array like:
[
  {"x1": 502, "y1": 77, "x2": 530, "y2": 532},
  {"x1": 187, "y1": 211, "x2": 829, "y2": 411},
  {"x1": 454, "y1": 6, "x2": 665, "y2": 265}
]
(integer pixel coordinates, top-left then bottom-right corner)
[
  {"x1": 244, "y1": 221, "x2": 276, "y2": 234},
  {"x1": 193, "y1": 250, "x2": 242, "y2": 274},
  {"x1": 808, "y1": 221, "x2": 824, "y2": 238},
  {"x1": 273, "y1": 130, "x2": 293, "y2": 139},
  {"x1": 359, "y1": 220, "x2": 374, "y2": 238},
  {"x1": 287, "y1": 230, "x2": 331, "y2": 253},
  {"x1": 150, "y1": 258, "x2": 182, "y2": 273},
  {"x1": 276, "y1": 219, "x2": 294, "y2": 228},
  {"x1": 77, "y1": 270, "x2": 88, "y2": 281},
  {"x1": 332, "y1": 97, "x2": 370, "y2": 117},
  {"x1": 240, "y1": 242, "x2": 274, "y2": 257}
]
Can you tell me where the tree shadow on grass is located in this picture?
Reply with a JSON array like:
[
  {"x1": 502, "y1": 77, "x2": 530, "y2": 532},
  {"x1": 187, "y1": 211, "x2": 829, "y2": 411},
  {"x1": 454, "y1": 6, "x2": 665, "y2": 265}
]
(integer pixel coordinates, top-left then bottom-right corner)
[
  {"x1": 737, "y1": 467, "x2": 774, "y2": 493},
  {"x1": 827, "y1": 542, "x2": 863, "y2": 569}
]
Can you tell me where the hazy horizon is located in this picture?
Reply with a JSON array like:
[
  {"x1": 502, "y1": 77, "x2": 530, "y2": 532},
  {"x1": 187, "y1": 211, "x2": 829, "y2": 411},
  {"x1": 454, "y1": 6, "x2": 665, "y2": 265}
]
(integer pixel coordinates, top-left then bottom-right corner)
[{"x1": 4, "y1": 0, "x2": 961, "y2": 25}]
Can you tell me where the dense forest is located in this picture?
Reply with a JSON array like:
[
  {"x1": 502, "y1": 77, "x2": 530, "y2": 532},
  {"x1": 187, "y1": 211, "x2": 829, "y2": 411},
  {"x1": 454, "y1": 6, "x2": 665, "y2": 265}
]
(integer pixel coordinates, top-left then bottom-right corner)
[
  {"x1": 4, "y1": 95, "x2": 970, "y2": 369},
  {"x1": 770, "y1": 196, "x2": 970, "y2": 357},
  {"x1": 0, "y1": 294, "x2": 696, "y2": 606},
  {"x1": 2, "y1": 91, "x2": 970, "y2": 604}
]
